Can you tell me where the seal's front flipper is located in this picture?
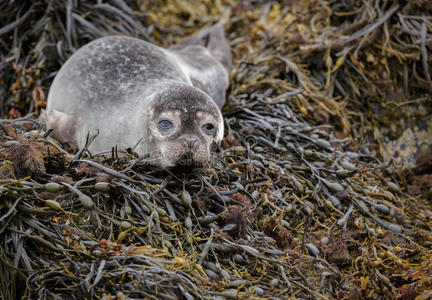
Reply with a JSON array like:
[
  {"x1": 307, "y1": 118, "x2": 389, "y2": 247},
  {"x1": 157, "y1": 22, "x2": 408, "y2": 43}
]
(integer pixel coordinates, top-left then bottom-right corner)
[
  {"x1": 171, "y1": 23, "x2": 232, "y2": 73},
  {"x1": 40, "y1": 109, "x2": 77, "y2": 145}
]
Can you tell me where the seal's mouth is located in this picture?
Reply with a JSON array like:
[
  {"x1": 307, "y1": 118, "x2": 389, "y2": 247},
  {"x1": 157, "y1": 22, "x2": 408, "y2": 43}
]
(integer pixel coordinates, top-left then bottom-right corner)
[
  {"x1": 157, "y1": 142, "x2": 210, "y2": 169},
  {"x1": 178, "y1": 152, "x2": 194, "y2": 166},
  {"x1": 167, "y1": 152, "x2": 201, "y2": 173}
]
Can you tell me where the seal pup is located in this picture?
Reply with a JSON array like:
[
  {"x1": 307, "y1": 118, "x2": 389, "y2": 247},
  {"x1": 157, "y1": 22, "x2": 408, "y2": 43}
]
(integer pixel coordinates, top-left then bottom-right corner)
[{"x1": 41, "y1": 24, "x2": 231, "y2": 168}]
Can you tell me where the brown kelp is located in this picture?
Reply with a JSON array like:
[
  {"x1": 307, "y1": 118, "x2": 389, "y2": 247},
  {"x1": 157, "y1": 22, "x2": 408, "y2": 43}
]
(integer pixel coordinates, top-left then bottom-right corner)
[
  {"x1": 1, "y1": 0, "x2": 432, "y2": 299},
  {"x1": 0, "y1": 0, "x2": 149, "y2": 118}
]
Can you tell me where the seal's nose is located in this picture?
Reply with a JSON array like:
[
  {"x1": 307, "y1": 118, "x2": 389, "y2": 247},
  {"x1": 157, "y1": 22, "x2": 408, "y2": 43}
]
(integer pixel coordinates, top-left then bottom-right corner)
[{"x1": 186, "y1": 139, "x2": 196, "y2": 150}]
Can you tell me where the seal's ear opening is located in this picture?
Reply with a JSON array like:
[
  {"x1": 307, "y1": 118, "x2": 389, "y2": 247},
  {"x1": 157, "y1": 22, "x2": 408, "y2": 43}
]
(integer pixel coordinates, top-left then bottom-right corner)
[{"x1": 215, "y1": 115, "x2": 224, "y2": 144}]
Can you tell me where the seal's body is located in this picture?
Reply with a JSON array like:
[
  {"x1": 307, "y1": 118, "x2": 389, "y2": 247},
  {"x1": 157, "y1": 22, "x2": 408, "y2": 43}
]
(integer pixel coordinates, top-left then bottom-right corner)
[{"x1": 42, "y1": 24, "x2": 231, "y2": 167}]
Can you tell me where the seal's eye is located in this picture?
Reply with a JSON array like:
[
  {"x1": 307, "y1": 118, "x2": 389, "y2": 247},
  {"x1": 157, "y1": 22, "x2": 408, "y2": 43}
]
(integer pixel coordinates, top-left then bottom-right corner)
[
  {"x1": 202, "y1": 123, "x2": 215, "y2": 135},
  {"x1": 158, "y1": 119, "x2": 174, "y2": 131}
]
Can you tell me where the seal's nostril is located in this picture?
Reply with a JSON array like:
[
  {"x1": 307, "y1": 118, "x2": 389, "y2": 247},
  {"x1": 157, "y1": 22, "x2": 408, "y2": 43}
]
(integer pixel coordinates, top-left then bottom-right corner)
[{"x1": 186, "y1": 140, "x2": 196, "y2": 149}]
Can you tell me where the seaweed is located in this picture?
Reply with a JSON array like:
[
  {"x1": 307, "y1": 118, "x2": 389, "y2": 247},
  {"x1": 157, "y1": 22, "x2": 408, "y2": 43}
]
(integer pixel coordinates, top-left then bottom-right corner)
[{"x1": 1, "y1": 0, "x2": 432, "y2": 299}]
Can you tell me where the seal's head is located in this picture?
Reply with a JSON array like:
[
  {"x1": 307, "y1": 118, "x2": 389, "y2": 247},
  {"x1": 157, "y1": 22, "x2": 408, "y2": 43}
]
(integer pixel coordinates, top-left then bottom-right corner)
[{"x1": 147, "y1": 85, "x2": 224, "y2": 168}]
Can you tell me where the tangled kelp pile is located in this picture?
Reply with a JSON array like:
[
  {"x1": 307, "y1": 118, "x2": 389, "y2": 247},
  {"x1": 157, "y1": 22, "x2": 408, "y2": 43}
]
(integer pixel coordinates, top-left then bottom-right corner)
[{"x1": 1, "y1": 0, "x2": 432, "y2": 299}]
